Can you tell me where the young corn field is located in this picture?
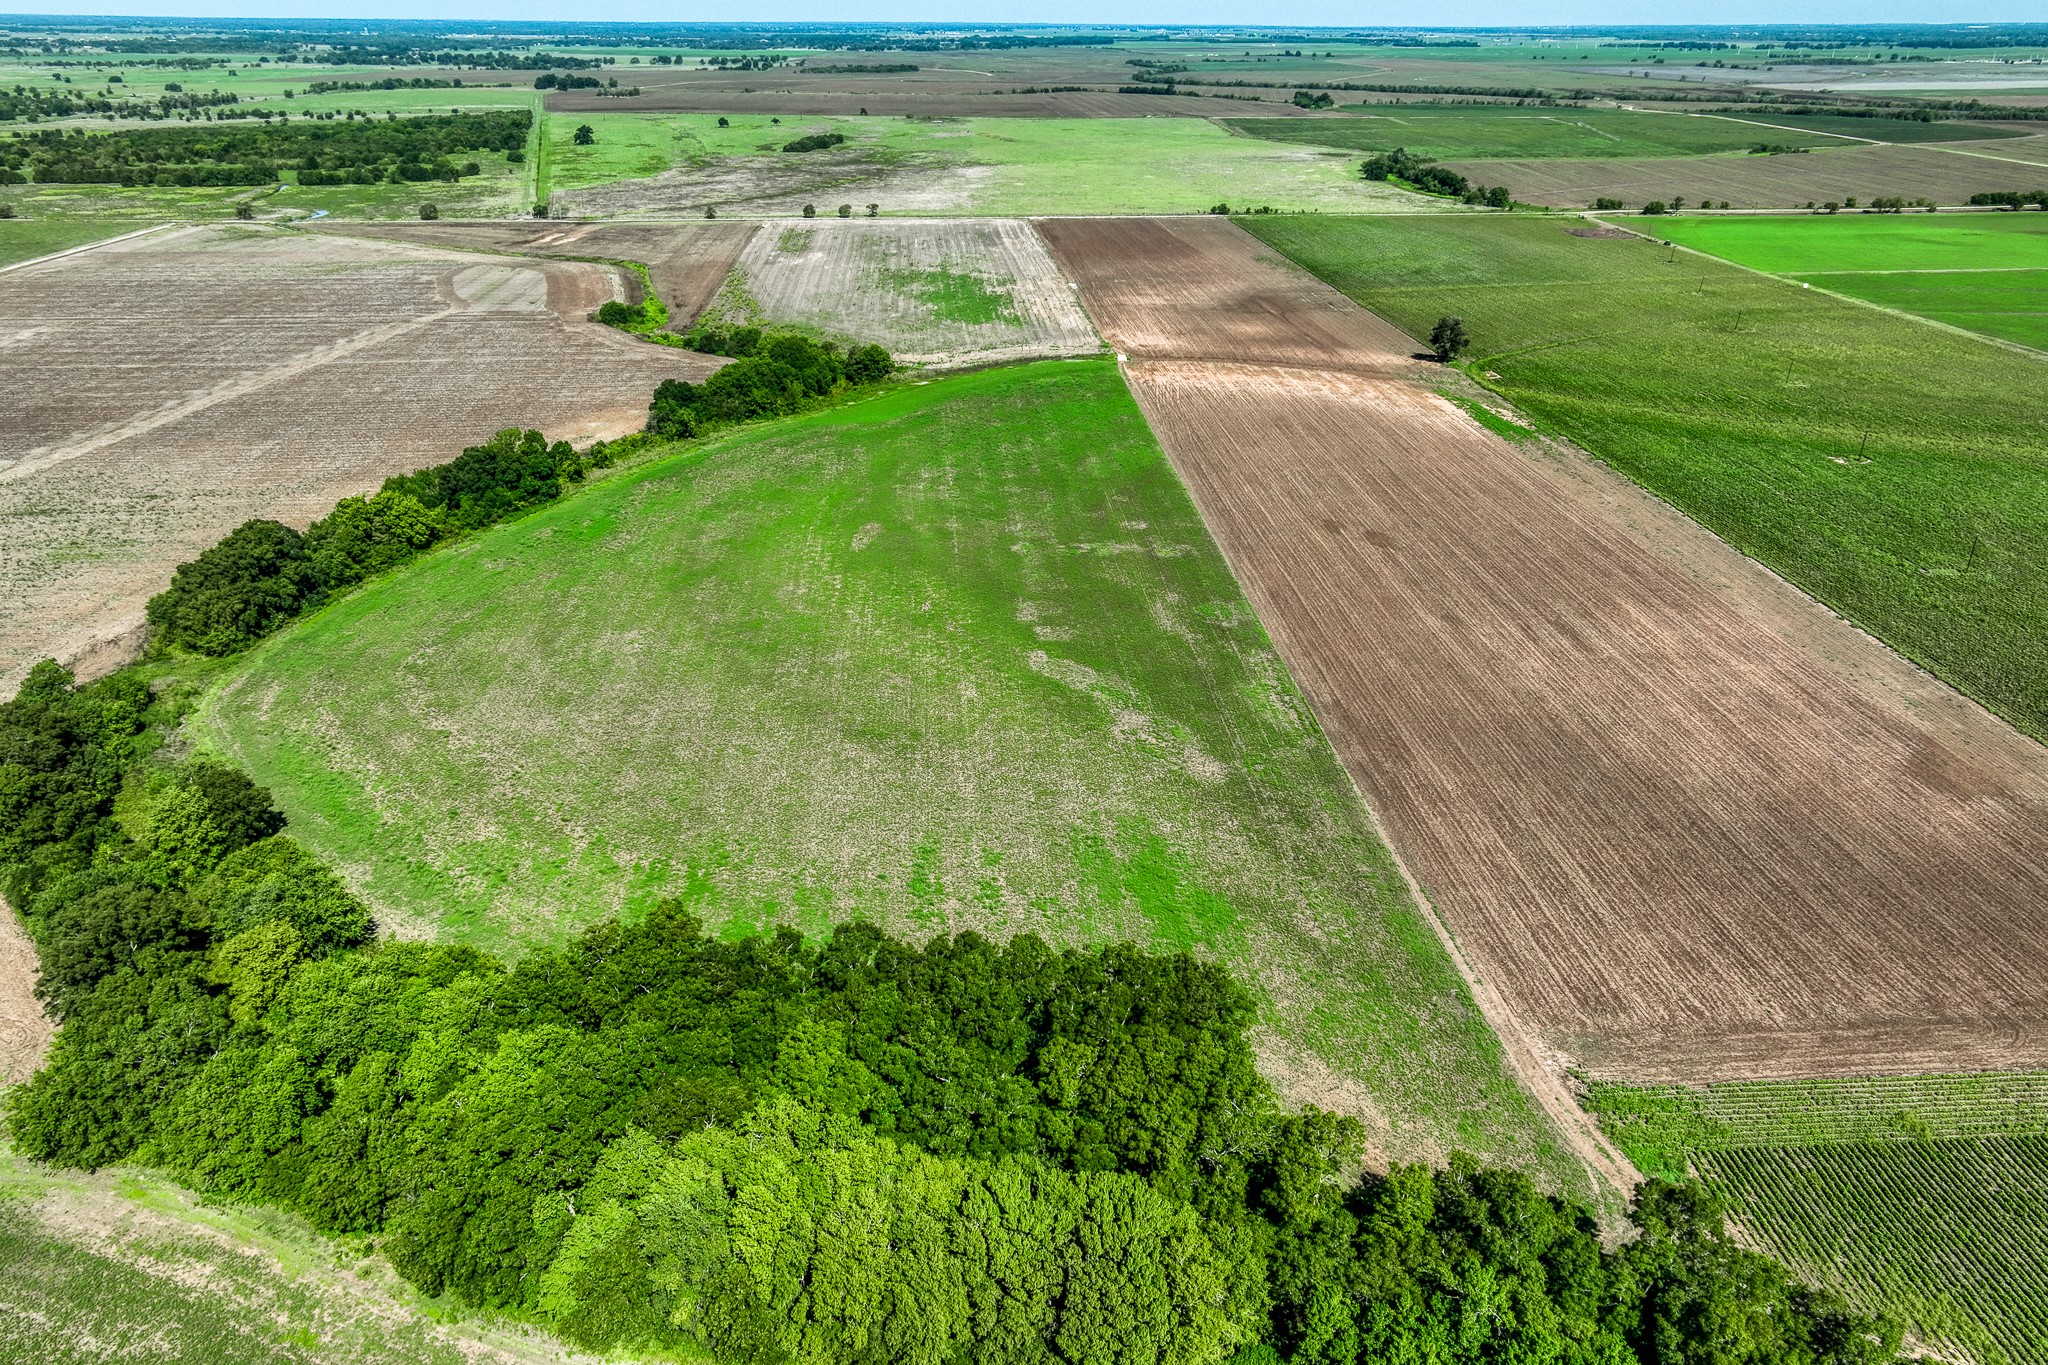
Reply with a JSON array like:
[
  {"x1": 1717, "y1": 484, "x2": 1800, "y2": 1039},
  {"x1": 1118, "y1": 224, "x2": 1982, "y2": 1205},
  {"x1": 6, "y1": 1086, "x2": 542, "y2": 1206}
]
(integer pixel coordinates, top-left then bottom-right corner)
[{"x1": 1589, "y1": 1074, "x2": 2048, "y2": 1365}]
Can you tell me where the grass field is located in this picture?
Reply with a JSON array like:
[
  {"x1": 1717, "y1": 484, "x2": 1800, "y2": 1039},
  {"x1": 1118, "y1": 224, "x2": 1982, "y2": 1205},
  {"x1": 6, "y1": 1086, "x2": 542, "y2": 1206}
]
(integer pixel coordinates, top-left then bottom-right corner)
[
  {"x1": 0, "y1": 216, "x2": 157, "y2": 268},
  {"x1": 1586, "y1": 1076, "x2": 2048, "y2": 1365},
  {"x1": 0, "y1": 1144, "x2": 574, "y2": 1365},
  {"x1": 1225, "y1": 107, "x2": 1843, "y2": 159},
  {"x1": 1654, "y1": 212, "x2": 2048, "y2": 349},
  {"x1": 548, "y1": 112, "x2": 1437, "y2": 215},
  {"x1": 195, "y1": 358, "x2": 1575, "y2": 1183},
  {"x1": 1241, "y1": 213, "x2": 2048, "y2": 741}
]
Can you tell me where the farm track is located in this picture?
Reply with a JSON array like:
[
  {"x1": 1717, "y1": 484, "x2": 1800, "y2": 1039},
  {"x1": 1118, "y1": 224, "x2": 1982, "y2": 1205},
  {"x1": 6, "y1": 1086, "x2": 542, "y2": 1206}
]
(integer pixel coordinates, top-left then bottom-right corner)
[
  {"x1": 0, "y1": 225, "x2": 716, "y2": 692},
  {"x1": 1040, "y1": 216, "x2": 2048, "y2": 1089}
]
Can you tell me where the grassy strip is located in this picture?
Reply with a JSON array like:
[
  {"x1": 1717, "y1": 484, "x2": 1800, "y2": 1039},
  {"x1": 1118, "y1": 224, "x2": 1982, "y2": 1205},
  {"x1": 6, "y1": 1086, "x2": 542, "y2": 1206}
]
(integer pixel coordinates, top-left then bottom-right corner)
[
  {"x1": 195, "y1": 359, "x2": 1577, "y2": 1184},
  {"x1": 1242, "y1": 213, "x2": 2048, "y2": 740}
]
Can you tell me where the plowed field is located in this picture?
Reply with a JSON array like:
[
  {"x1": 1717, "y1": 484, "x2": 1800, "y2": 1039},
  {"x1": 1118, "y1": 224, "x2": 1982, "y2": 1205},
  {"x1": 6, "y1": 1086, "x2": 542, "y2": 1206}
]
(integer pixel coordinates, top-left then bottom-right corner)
[
  {"x1": 712, "y1": 217, "x2": 1099, "y2": 367},
  {"x1": 1040, "y1": 216, "x2": 2048, "y2": 1086},
  {"x1": 0, "y1": 225, "x2": 716, "y2": 691}
]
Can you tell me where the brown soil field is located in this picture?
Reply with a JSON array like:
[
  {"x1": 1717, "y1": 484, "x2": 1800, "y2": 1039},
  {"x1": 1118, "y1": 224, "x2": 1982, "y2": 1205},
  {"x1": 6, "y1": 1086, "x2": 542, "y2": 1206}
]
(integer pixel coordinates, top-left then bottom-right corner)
[
  {"x1": 1041, "y1": 216, "x2": 2048, "y2": 1087},
  {"x1": 1448, "y1": 142, "x2": 2048, "y2": 207},
  {"x1": 313, "y1": 220, "x2": 758, "y2": 326},
  {"x1": 0, "y1": 225, "x2": 717, "y2": 693},
  {"x1": 706, "y1": 217, "x2": 1100, "y2": 367}
]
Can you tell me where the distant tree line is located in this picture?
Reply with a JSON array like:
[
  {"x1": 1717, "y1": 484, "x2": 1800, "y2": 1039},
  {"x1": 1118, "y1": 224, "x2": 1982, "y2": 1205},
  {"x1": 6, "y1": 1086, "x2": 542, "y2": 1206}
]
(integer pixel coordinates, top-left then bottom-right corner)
[
  {"x1": 0, "y1": 108, "x2": 526, "y2": 186},
  {"x1": 0, "y1": 82, "x2": 241, "y2": 123},
  {"x1": 1970, "y1": 190, "x2": 2048, "y2": 208},
  {"x1": 0, "y1": 651, "x2": 1907, "y2": 1365}
]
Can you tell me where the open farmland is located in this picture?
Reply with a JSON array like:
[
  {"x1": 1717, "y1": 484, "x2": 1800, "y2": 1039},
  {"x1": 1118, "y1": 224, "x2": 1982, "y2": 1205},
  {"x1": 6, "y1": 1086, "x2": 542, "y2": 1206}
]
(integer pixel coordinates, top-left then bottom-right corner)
[
  {"x1": 1653, "y1": 211, "x2": 2048, "y2": 350},
  {"x1": 1242, "y1": 213, "x2": 2048, "y2": 741},
  {"x1": 310, "y1": 218, "x2": 760, "y2": 326},
  {"x1": 1445, "y1": 141, "x2": 2048, "y2": 208},
  {"x1": 1223, "y1": 107, "x2": 1850, "y2": 158},
  {"x1": 0, "y1": 224, "x2": 712, "y2": 691},
  {"x1": 1586, "y1": 1074, "x2": 2048, "y2": 1364},
  {"x1": 1043, "y1": 216, "x2": 2048, "y2": 1086},
  {"x1": 196, "y1": 359, "x2": 1580, "y2": 1187},
  {"x1": 707, "y1": 217, "x2": 1099, "y2": 366},
  {"x1": 548, "y1": 114, "x2": 1437, "y2": 217}
]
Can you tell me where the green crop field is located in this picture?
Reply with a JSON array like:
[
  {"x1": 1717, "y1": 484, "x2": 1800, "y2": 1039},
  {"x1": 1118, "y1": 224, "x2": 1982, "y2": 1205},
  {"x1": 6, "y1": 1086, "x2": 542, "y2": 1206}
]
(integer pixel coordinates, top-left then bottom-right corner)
[
  {"x1": 546, "y1": 112, "x2": 1439, "y2": 215},
  {"x1": 194, "y1": 359, "x2": 1572, "y2": 1182},
  {"x1": 1717, "y1": 114, "x2": 2033, "y2": 144},
  {"x1": 1654, "y1": 212, "x2": 2048, "y2": 349},
  {"x1": 1705, "y1": 1139, "x2": 2048, "y2": 1365},
  {"x1": 0, "y1": 1145, "x2": 569, "y2": 1365},
  {"x1": 1225, "y1": 107, "x2": 1842, "y2": 159},
  {"x1": 1588, "y1": 1075, "x2": 2048, "y2": 1364},
  {"x1": 1240, "y1": 213, "x2": 2048, "y2": 741}
]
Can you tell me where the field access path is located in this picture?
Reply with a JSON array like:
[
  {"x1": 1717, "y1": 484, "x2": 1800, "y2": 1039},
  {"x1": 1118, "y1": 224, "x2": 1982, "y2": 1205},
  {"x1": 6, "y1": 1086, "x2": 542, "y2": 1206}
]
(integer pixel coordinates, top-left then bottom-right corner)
[{"x1": 1040, "y1": 217, "x2": 2048, "y2": 1104}]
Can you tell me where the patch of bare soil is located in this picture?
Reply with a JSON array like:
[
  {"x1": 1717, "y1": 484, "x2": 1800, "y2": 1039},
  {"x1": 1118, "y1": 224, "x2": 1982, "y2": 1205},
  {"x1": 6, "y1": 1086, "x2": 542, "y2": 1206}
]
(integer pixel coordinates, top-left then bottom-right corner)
[
  {"x1": 1044, "y1": 217, "x2": 2048, "y2": 1100},
  {"x1": 556, "y1": 144, "x2": 981, "y2": 219},
  {"x1": 0, "y1": 901, "x2": 51, "y2": 1088},
  {"x1": 0, "y1": 225, "x2": 718, "y2": 693}
]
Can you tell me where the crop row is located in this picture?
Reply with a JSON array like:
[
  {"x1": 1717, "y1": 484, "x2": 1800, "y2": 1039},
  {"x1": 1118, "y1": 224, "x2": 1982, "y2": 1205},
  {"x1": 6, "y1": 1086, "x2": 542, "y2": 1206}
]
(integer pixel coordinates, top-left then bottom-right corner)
[
  {"x1": 1584, "y1": 1072, "x2": 2048, "y2": 1176},
  {"x1": 1702, "y1": 1137, "x2": 2048, "y2": 1365}
]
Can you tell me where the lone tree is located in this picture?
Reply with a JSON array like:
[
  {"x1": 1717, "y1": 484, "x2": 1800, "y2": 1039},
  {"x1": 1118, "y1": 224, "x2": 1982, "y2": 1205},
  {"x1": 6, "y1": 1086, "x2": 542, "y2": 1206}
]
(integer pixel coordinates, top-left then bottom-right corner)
[
  {"x1": 573, "y1": 123, "x2": 595, "y2": 146},
  {"x1": 418, "y1": 202, "x2": 439, "y2": 221},
  {"x1": 1429, "y1": 315, "x2": 1469, "y2": 362}
]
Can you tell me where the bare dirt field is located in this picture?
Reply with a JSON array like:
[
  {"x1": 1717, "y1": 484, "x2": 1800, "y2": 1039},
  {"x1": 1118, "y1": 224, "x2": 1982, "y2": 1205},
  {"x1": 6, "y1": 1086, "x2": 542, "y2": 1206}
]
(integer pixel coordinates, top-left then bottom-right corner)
[
  {"x1": 0, "y1": 225, "x2": 716, "y2": 693},
  {"x1": 1041, "y1": 215, "x2": 2048, "y2": 1086},
  {"x1": 314, "y1": 219, "x2": 759, "y2": 326},
  {"x1": 1449, "y1": 142, "x2": 2048, "y2": 207},
  {"x1": 706, "y1": 217, "x2": 1099, "y2": 367}
]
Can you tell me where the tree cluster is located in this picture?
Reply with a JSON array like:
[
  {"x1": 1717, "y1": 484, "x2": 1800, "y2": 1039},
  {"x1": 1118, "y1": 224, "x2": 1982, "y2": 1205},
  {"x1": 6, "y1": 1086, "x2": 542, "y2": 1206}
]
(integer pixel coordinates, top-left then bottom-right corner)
[
  {"x1": 649, "y1": 330, "x2": 894, "y2": 438},
  {"x1": 534, "y1": 72, "x2": 603, "y2": 90},
  {"x1": 1, "y1": 657, "x2": 1904, "y2": 1365},
  {"x1": 0, "y1": 108, "x2": 525, "y2": 186},
  {"x1": 1969, "y1": 189, "x2": 2048, "y2": 208},
  {"x1": 1358, "y1": 148, "x2": 1509, "y2": 206},
  {"x1": 144, "y1": 428, "x2": 604, "y2": 658}
]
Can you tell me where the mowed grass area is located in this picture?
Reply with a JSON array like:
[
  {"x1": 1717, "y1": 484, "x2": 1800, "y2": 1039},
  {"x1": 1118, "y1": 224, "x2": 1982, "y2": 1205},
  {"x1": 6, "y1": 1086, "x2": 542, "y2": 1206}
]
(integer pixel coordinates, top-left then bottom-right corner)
[
  {"x1": 1225, "y1": 106, "x2": 1843, "y2": 159},
  {"x1": 546, "y1": 112, "x2": 1436, "y2": 214},
  {"x1": 0, "y1": 1145, "x2": 570, "y2": 1365},
  {"x1": 0, "y1": 215, "x2": 157, "y2": 268},
  {"x1": 1242, "y1": 214, "x2": 2048, "y2": 740},
  {"x1": 1587, "y1": 1076, "x2": 2048, "y2": 1365},
  {"x1": 196, "y1": 359, "x2": 1573, "y2": 1180},
  {"x1": 1655, "y1": 211, "x2": 2048, "y2": 349}
]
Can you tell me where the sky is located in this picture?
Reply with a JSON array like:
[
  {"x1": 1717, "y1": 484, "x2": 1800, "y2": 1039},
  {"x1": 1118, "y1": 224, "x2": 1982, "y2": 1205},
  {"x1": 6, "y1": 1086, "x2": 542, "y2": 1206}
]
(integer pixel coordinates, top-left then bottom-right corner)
[{"x1": 3, "y1": 2, "x2": 2038, "y2": 25}]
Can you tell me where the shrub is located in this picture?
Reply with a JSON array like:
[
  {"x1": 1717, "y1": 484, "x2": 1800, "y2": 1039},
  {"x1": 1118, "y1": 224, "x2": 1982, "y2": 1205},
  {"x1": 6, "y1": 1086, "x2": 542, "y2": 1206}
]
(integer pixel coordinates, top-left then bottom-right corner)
[
  {"x1": 418, "y1": 201, "x2": 438, "y2": 220},
  {"x1": 1642, "y1": 200, "x2": 1669, "y2": 215},
  {"x1": 781, "y1": 132, "x2": 846, "y2": 154},
  {"x1": 1593, "y1": 196, "x2": 1624, "y2": 210}
]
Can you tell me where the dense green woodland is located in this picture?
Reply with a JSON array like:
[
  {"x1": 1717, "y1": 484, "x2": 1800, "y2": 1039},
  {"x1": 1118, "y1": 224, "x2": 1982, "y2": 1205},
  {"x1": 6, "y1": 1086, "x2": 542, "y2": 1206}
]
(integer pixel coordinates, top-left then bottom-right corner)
[
  {"x1": 2, "y1": 389, "x2": 1903, "y2": 1361},
  {"x1": 0, "y1": 108, "x2": 526, "y2": 187}
]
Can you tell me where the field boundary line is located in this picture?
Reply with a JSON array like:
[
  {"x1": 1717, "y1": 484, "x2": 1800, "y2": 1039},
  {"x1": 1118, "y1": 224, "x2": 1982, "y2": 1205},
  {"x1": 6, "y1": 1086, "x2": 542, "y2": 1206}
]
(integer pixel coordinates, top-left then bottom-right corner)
[
  {"x1": 1110, "y1": 344, "x2": 1640, "y2": 1211},
  {"x1": 1592, "y1": 214, "x2": 2047, "y2": 360},
  {"x1": 0, "y1": 308, "x2": 457, "y2": 485},
  {"x1": 0, "y1": 221, "x2": 184, "y2": 276},
  {"x1": 1680, "y1": 111, "x2": 1882, "y2": 144}
]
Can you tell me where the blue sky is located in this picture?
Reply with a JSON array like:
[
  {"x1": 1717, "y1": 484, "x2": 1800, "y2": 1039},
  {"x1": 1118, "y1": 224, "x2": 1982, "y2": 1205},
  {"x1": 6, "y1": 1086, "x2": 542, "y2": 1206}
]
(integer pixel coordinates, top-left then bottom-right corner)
[{"x1": 3, "y1": 3, "x2": 2036, "y2": 24}]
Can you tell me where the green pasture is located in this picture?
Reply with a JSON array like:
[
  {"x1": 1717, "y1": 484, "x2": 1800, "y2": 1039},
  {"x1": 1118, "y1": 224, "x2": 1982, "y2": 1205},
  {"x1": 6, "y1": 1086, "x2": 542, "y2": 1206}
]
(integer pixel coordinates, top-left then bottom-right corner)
[
  {"x1": 0, "y1": 214, "x2": 157, "y2": 267},
  {"x1": 1734, "y1": 114, "x2": 2033, "y2": 143},
  {"x1": 546, "y1": 112, "x2": 1438, "y2": 214},
  {"x1": 1227, "y1": 107, "x2": 1841, "y2": 159},
  {"x1": 195, "y1": 359, "x2": 1574, "y2": 1184},
  {"x1": 1655, "y1": 212, "x2": 2048, "y2": 348},
  {"x1": 0, "y1": 1145, "x2": 555, "y2": 1365},
  {"x1": 1242, "y1": 214, "x2": 2048, "y2": 740}
]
